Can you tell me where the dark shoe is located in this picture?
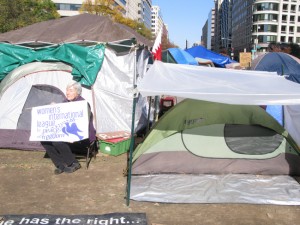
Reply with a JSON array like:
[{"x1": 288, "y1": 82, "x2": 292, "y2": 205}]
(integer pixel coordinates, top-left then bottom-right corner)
[
  {"x1": 72, "y1": 162, "x2": 81, "y2": 170},
  {"x1": 64, "y1": 162, "x2": 81, "y2": 173},
  {"x1": 54, "y1": 167, "x2": 64, "y2": 175}
]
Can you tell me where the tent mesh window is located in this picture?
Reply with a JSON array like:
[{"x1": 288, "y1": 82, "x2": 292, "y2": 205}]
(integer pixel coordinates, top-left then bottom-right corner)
[
  {"x1": 17, "y1": 85, "x2": 66, "y2": 130},
  {"x1": 224, "y1": 124, "x2": 283, "y2": 155}
]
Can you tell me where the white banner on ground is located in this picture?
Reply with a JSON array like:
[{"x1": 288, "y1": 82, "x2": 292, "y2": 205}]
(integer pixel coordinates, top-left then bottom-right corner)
[{"x1": 30, "y1": 101, "x2": 89, "y2": 142}]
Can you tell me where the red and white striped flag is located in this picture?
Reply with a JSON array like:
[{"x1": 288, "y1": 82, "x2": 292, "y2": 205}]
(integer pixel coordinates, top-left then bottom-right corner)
[{"x1": 152, "y1": 28, "x2": 162, "y2": 61}]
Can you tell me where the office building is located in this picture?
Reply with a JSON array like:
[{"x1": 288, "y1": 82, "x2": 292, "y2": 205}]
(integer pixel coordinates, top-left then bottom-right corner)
[
  {"x1": 52, "y1": 0, "x2": 152, "y2": 30},
  {"x1": 202, "y1": 8, "x2": 215, "y2": 50},
  {"x1": 214, "y1": 0, "x2": 233, "y2": 53},
  {"x1": 212, "y1": 0, "x2": 300, "y2": 58},
  {"x1": 231, "y1": 0, "x2": 253, "y2": 55},
  {"x1": 252, "y1": 0, "x2": 300, "y2": 50},
  {"x1": 151, "y1": 5, "x2": 164, "y2": 36},
  {"x1": 52, "y1": 0, "x2": 127, "y2": 17}
]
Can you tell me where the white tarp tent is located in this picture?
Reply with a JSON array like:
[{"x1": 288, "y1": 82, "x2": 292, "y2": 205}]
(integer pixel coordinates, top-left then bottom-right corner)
[{"x1": 128, "y1": 61, "x2": 300, "y2": 205}]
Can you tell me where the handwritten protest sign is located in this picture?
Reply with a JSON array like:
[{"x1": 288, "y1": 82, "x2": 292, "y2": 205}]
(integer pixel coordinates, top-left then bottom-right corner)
[
  {"x1": 30, "y1": 101, "x2": 89, "y2": 142},
  {"x1": 239, "y1": 52, "x2": 252, "y2": 68}
]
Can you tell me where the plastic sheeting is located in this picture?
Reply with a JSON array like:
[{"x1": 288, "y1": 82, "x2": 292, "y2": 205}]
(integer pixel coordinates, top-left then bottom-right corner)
[
  {"x1": 186, "y1": 45, "x2": 236, "y2": 67},
  {"x1": 131, "y1": 174, "x2": 300, "y2": 205},
  {"x1": 165, "y1": 48, "x2": 198, "y2": 65},
  {"x1": 138, "y1": 61, "x2": 300, "y2": 105},
  {"x1": 93, "y1": 48, "x2": 147, "y2": 132}
]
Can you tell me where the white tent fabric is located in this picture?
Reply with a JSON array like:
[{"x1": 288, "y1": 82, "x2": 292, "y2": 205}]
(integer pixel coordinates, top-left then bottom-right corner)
[
  {"x1": 137, "y1": 61, "x2": 300, "y2": 105},
  {"x1": 93, "y1": 48, "x2": 145, "y2": 132},
  {"x1": 284, "y1": 105, "x2": 300, "y2": 146}
]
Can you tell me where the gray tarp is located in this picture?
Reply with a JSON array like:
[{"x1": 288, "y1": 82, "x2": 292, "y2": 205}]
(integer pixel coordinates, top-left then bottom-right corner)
[{"x1": 131, "y1": 174, "x2": 300, "y2": 205}]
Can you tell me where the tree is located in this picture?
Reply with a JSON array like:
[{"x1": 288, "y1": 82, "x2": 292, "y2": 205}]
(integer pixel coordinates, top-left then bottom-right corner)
[
  {"x1": 80, "y1": 0, "x2": 153, "y2": 40},
  {"x1": 79, "y1": 0, "x2": 121, "y2": 17},
  {"x1": 0, "y1": 0, "x2": 59, "y2": 33},
  {"x1": 268, "y1": 42, "x2": 300, "y2": 59},
  {"x1": 161, "y1": 25, "x2": 177, "y2": 50}
]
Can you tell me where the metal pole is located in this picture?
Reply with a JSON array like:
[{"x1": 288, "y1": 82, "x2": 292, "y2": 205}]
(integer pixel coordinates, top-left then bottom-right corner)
[
  {"x1": 126, "y1": 92, "x2": 137, "y2": 206},
  {"x1": 147, "y1": 97, "x2": 152, "y2": 132},
  {"x1": 126, "y1": 46, "x2": 137, "y2": 206}
]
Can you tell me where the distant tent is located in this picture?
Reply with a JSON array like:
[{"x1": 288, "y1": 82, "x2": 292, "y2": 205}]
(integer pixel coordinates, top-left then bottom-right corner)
[
  {"x1": 251, "y1": 52, "x2": 300, "y2": 147},
  {"x1": 162, "y1": 48, "x2": 198, "y2": 65},
  {"x1": 186, "y1": 45, "x2": 236, "y2": 67},
  {"x1": 252, "y1": 52, "x2": 300, "y2": 83}
]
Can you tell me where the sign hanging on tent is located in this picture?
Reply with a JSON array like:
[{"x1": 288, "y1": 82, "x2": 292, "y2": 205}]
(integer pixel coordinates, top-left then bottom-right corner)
[{"x1": 30, "y1": 101, "x2": 89, "y2": 142}]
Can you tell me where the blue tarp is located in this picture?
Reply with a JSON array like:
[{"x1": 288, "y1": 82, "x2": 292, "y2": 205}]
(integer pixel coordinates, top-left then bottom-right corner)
[
  {"x1": 185, "y1": 46, "x2": 236, "y2": 68},
  {"x1": 166, "y1": 48, "x2": 198, "y2": 65}
]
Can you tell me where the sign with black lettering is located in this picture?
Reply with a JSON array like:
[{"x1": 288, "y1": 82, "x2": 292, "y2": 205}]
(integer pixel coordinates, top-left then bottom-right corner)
[{"x1": 30, "y1": 101, "x2": 89, "y2": 142}]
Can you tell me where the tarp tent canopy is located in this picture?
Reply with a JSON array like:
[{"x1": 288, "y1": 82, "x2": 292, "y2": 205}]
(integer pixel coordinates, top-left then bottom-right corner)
[
  {"x1": 162, "y1": 48, "x2": 198, "y2": 65},
  {"x1": 0, "y1": 13, "x2": 152, "y2": 51},
  {"x1": 185, "y1": 45, "x2": 236, "y2": 67},
  {"x1": 0, "y1": 14, "x2": 152, "y2": 151},
  {"x1": 128, "y1": 61, "x2": 300, "y2": 205}
]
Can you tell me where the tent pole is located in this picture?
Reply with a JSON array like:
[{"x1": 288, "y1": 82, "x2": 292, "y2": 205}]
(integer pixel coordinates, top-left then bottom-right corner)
[
  {"x1": 153, "y1": 96, "x2": 160, "y2": 122},
  {"x1": 281, "y1": 64, "x2": 285, "y2": 127},
  {"x1": 126, "y1": 46, "x2": 138, "y2": 206},
  {"x1": 147, "y1": 96, "x2": 152, "y2": 131}
]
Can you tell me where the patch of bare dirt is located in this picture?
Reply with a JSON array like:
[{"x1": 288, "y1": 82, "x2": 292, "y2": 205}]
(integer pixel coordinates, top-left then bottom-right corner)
[{"x1": 1, "y1": 149, "x2": 300, "y2": 225}]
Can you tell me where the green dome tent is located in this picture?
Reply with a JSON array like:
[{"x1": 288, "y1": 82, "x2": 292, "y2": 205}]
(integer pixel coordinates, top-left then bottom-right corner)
[{"x1": 130, "y1": 99, "x2": 300, "y2": 204}]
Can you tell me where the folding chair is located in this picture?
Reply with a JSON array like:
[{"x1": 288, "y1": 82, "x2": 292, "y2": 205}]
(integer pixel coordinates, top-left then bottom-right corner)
[{"x1": 85, "y1": 140, "x2": 98, "y2": 169}]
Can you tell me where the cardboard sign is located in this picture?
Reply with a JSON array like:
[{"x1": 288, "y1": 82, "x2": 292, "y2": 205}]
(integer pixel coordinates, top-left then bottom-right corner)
[
  {"x1": 30, "y1": 101, "x2": 89, "y2": 142},
  {"x1": 239, "y1": 52, "x2": 252, "y2": 68}
]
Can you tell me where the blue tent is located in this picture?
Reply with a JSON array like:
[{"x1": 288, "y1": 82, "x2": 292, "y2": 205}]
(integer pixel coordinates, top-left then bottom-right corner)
[
  {"x1": 162, "y1": 48, "x2": 198, "y2": 65},
  {"x1": 185, "y1": 45, "x2": 236, "y2": 68},
  {"x1": 252, "y1": 52, "x2": 300, "y2": 83},
  {"x1": 252, "y1": 52, "x2": 300, "y2": 125}
]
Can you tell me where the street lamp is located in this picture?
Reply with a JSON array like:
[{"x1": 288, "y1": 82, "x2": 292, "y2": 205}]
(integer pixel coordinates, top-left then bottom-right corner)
[{"x1": 253, "y1": 25, "x2": 260, "y2": 59}]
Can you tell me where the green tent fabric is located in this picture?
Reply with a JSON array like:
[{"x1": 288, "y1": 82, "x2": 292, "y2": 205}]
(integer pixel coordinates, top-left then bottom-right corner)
[
  {"x1": 133, "y1": 99, "x2": 300, "y2": 162},
  {"x1": 0, "y1": 43, "x2": 105, "y2": 86},
  {"x1": 162, "y1": 50, "x2": 177, "y2": 64}
]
